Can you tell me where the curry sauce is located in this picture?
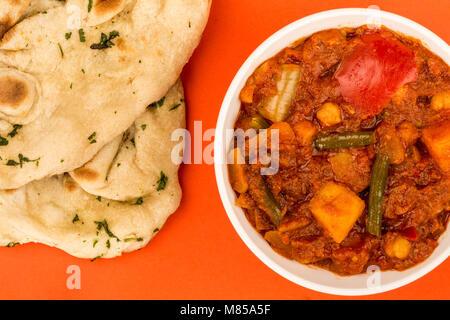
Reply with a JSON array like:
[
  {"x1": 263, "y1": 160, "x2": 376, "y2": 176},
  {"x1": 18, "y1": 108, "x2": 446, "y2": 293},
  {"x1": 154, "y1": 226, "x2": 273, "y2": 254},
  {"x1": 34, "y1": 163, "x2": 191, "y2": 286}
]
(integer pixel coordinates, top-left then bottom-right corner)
[{"x1": 230, "y1": 26, "x2": 450, "y2": 275}]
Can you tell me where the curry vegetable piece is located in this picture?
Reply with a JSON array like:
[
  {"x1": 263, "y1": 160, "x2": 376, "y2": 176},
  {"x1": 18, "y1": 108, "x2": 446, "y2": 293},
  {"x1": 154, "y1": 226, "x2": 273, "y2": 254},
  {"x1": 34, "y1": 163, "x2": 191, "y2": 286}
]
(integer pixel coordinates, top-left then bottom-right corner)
[
  {"x1": 227, "y1": 148, "x2": 248, "y2": 193},
  {"x1": 249, "y1": 175, "x2": 282, "y2": 227},
  {"x1": 292, "y1": 120, "x2": 317, "y2": 146},
  {"x1": 249, "y1": 115, "x2": 270, "y2": 130},
  {"x1": 367, "y1": 154, "x2": 390, "y2": 237},
  {"x1": 314, "y1": 131, "x2": 375, "y2": 150},
  {"x1": 309, "y1": 181, "x2": 365, "y2": 243},
  {"x1": 259, "y1": 64, "x2": 301, "y2": 122},
  {"x1": 385, "y1": 235, "x2": 411, "y2": 259},
  {"x1": 421, "y1": 120, "x2": 450, "y2": 173},
  {"x1": 430, "y1": 90, "x2": 450, "y2": 111},
  {"x1": 264, "y1": 231, "x2": 293, "y2": 259},
  {"x1": 316, "y1": 102, "x2": 342, "y2": 127}
]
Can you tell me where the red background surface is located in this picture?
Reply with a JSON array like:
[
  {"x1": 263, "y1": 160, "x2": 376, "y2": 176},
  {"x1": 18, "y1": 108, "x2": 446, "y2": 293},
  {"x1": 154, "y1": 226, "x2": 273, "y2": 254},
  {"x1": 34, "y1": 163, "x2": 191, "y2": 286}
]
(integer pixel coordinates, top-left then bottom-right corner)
[{"x1": 0, "y1": 0, "x2": 449, "y2": 300}]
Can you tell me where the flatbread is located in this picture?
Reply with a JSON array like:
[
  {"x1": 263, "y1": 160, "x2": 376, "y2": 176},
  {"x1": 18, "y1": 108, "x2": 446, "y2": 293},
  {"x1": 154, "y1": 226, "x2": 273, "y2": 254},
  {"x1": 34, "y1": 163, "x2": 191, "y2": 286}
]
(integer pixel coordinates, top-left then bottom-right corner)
[
  {"x1": 0, "y1": 81, "x2": 185, "y2": 259},
  {"x1": 0, "y1": 0, "x2": 210, "y2": 189},
  {"x1": 0, "y1": 0, "x2": 63, "y2": 38},
  {"x1": 70, "y1": 79, "x2": 185, "y2": 201}
]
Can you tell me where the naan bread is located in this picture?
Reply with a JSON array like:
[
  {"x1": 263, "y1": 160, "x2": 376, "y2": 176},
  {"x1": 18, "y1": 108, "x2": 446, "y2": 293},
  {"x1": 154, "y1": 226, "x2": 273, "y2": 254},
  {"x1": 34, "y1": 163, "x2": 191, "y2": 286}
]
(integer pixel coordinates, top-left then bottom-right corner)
[
  {"x1": 0, "y1": 0, "x2": 63, "y2": 38},
  {"x1": 70, "y1": 79, "x2": 185, "y2": 201},
  {"x1": 0, "y1": 81, "x2": 185, "y2": 259},
  {"x1": 0, "y1": 0, "x2": 210, "y2": 189}
]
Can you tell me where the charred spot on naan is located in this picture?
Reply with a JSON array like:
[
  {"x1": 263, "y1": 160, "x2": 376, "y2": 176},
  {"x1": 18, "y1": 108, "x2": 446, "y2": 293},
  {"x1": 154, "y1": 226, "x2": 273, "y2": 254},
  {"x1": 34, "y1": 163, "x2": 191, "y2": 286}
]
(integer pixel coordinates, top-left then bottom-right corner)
[
  {"x1": 87, "y1": 0, "x2": 127, "y2": 26},
  {"x1": 0, "y1": 18, "x2": 12, "y2": 39},
  {"x1": 0, "y1": 76, "x2": 28, "y2": 109},
  {"x1": 93, "y1": 0, "x2": 124, "y2": 16},
  {"x1": 4, "y1": 188, "x2": 18, "y2": 195},
  {"x1": 63, "y1": 175, "x2": 80, "y2": 193},
  {"x1": 72, "y1": 167, "x2": 100, "y2": 181}
]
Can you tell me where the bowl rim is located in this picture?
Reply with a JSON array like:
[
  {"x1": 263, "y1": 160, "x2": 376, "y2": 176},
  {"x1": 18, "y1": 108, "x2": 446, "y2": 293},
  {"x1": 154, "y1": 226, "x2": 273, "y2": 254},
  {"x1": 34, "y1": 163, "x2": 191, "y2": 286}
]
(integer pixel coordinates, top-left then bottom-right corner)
[{"x1": 214, "y1": 8, "x2": 450, "y2": 296}]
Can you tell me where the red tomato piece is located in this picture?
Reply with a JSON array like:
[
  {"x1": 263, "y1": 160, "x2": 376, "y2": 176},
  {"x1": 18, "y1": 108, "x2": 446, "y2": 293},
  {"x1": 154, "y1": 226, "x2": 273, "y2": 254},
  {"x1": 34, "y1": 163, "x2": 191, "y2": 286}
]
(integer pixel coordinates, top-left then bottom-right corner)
[
  {"x1": 401, "y1": 226, "x2": 418, "y2": 241},
  {"x1": 335, "y1": 32, "x2": 418, "y2": 117}
]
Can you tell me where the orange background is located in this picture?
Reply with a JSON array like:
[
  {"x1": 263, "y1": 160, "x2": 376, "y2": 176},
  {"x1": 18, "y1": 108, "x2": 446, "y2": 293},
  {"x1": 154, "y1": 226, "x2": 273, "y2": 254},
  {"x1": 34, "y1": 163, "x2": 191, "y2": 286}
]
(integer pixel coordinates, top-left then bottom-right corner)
[{"x1": 0, "y1": 0, "x2": 449, "y2": 300}]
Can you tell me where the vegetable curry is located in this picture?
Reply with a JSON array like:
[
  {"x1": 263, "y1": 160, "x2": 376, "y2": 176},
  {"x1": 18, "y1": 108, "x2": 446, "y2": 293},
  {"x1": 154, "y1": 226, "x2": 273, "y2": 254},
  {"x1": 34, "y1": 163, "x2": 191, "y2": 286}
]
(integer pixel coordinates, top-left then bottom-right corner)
[{"x1": 229, "y1": 26, "x2": 450, "y2": 275}]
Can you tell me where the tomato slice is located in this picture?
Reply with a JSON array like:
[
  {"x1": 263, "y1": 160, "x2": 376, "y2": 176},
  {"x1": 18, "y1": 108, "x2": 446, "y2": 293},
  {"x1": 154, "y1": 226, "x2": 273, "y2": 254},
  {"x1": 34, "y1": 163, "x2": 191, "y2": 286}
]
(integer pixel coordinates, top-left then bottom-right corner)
[
  {"x1": 335, "y1": 32, "x2": 418, "y2": 117},
  {"x1": 401, "y1": 226, "x2": 418, "y2": 241}
]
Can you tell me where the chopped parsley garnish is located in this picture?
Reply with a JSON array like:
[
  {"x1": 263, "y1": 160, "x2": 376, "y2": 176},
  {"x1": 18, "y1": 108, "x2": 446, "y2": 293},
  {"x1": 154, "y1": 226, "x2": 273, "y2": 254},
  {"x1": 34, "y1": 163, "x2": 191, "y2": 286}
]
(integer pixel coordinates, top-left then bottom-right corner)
[
  {"x1": 96, "y1": 196, "x2": 102, "y2": 202},
  {"x1": 124, "y1": 237, "x2": 144, "y2": 242},
  {"x1": 88, "y1": 132, "x2": 97, "y2": 144},
  {"x1": 90, "y1": 255, "x2": 102, "y2": 262},
  {"x1": 6, "y1": 242, "x2": 19, "y2": 248},
  {"x1": 88, "y1": 0, "x2": 93, "y2": 12},
  {"x1": 93, "y1": 239, "x2": 98, "y2": 247},
  {"x1": 0, "y1": 136, "x2": 8, "y2": 146},
  {"x1": 90, "y1": 31, "x2": 120, "y2": 50},
  {"x1": 94, "y1": 220, "x2": 120, "y2": 241},
  {"x1": 65, "y1": 32, "x2": 72, "y2": 40},
  {"x1": 135, "y1": 197, "x2": 143, "y2": 205},
  {"x1": 156, "y1": 171, "x2": 168, "y2": 191},
  {"x1": 147, "y1": 96, "x2": 165, "y2": 109},
  {"x1": 0, "y1": 124, "x2": 23, "y2": 145},
  {"x1": 106, "y1": 239, "x2": 111, "y2": 248},
  {"x1": 78, "y1": 28, "x2": 86, "y2": 42},
  {"x1": 141, "y1": 124, "x2": 147, "y2": 131},
  {"x1": 153, "y1": 228, "x2": 159, "y2": 233},
  {"x1": 169, "y1": 103, "x2": 181, "y2": 111},
  {"x1": 6, "y1": 154, "x2": 40, "y2": 168},
  {"x1": 8, "y1": 124, "x2": 22, "y2": 138},
  {"x1": 72, "y1": 214, "x2": 80, "y2": 223},
  {"x1": 58, "y1": 43, "x2": 64, "y2": 57}
]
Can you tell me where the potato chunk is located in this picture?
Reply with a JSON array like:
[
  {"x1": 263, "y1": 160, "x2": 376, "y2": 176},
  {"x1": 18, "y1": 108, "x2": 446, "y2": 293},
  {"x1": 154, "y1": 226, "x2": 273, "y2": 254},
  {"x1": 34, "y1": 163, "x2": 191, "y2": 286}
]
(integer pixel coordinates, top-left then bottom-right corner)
[
  {"x1": 309, "y1": 182, "x2": 365, "y2": 243},
  {"x1": 431, "y1": 91, "x2": 450, "y2": 111},
  {"x1": 422, "y1": 120, "x2": 450, "y2": 173},
  {"x1": 316, "y1": 102, "x2": 342, "y2": 127},
  {"x1": 292, "y1": 120, "x2": 317, "y2": 146},
  {"x1": 240, "y1": 84, "x2": 256, "y2": 104}
]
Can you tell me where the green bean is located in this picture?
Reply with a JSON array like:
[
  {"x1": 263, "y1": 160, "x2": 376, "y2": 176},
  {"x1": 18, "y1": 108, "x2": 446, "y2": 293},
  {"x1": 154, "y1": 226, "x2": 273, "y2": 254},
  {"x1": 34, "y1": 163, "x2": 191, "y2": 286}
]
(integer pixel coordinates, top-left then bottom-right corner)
[
  {"x1": 259, "y1": 179, "x2": 282, "y2": 227},
  {"x1": 249, "y1": 174, "x2": 282, "y2": 226},
  {"x1": 249, "y1": 115, "x2": 270, "y2": 130},
  {"x1": 314, "y1": 131, "x2": 375, "y2": 150},
  {"x1": 367, "y1": 154, "x2": 390, "y2": 237}
]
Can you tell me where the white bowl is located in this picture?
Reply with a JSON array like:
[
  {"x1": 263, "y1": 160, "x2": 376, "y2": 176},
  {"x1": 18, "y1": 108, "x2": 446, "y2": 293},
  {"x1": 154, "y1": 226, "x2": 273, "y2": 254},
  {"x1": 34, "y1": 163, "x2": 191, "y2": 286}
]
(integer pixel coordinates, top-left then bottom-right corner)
[{"x1": 214, "y1": 8, "x2": 450, "y2": 296}]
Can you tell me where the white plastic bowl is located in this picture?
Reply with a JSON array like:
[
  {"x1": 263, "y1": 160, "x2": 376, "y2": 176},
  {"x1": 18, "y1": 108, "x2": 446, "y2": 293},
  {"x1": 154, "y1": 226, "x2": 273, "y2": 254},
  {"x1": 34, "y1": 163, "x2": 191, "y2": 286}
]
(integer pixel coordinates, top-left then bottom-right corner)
[{"x1": 214, "y1": 8, "x2": 450, "y2": 296}]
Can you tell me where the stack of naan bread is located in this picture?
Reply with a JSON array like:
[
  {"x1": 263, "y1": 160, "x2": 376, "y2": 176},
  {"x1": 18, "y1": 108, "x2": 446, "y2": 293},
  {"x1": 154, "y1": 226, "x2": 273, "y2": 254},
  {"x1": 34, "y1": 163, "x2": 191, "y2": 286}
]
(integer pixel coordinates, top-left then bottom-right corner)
[{"x1": 0, "y1": 0, "x2": 210, "y2": 258}]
